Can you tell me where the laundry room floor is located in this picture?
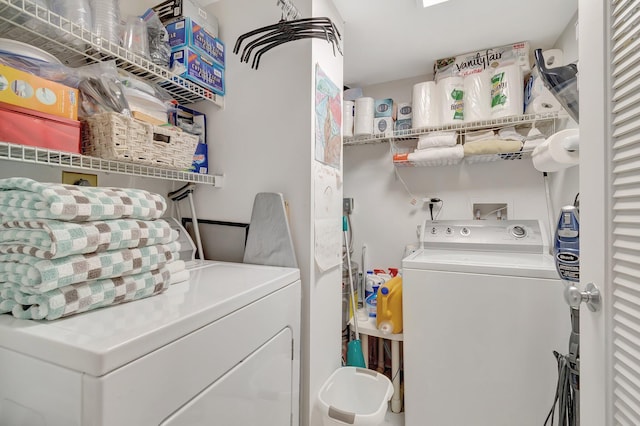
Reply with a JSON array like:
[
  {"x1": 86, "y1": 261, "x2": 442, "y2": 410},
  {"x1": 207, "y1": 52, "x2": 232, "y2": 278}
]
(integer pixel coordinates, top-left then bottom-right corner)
[{"x1": 384, "y1": 410, "x2": 404, "y2": 425}]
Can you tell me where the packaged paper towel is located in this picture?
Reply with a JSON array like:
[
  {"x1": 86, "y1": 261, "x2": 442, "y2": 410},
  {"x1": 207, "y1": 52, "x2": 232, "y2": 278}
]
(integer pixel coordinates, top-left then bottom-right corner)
[
  {"x1": 354, "y1": 97, "x2": 374, "y2": 136},
  {"x1": 412, "y1": 81, "x2": 439, "y2": 129},
  {"x1": 434, "y1": 41, "x2": 531, "y2": 80},
  {"x1": 463, "y1": 71, "x2": 491, "y2": 123},
  {"x1": 490, "y1": 64, "x2": 524, "y2": 119},
  {"x1": 439, "y1": 76, "x2": 465, "y2": 126},
  {"x1": 524, "y1": 73, "x2": 562, "y2": 114}
]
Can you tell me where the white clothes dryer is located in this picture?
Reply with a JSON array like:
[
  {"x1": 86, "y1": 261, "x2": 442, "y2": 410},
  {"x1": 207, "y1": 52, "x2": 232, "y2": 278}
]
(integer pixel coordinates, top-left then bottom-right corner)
[
  {"x1": 0, "y1": 261, "x2": 301, "y2": 426},
  {"x1": 402, "y1": 220, "x2": 570, "y2": 426}
]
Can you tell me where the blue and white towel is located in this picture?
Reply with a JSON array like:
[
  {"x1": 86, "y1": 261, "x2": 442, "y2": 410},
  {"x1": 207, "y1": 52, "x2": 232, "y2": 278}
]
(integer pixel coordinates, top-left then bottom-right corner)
[
  {"x1": 0, "y1": 177, "x2": 167, "y2": 222},
  {"x1": 0, "y1": 266, "x2": 175, "y2": 320},
  {"x1": 0, "y1": 218, "x2": 177, "y2": 259},
  {"x1": 0, "y1": 241, "x2": 180, "y2": 294}
]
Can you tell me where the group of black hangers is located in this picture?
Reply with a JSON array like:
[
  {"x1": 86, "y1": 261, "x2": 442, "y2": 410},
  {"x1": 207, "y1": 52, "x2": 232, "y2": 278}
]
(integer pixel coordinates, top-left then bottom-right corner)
[{"x1": 234, "y1": 16, "x2": 342, "y2": 70}]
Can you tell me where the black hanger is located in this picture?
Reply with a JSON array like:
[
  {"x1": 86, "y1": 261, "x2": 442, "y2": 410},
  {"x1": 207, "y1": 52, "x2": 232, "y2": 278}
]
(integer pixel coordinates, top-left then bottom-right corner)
[{"x1": 234, "y1": 16, "x2": 342, "y2": 69}]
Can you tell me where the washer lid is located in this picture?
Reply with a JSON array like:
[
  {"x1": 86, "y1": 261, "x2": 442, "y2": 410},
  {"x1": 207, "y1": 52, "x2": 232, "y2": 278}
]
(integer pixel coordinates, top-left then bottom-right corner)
[
  {"x1": 0, "y1": 261, "x2": 299, "y2": 377},
  {"x1": 402, "y1": 248, "x2": 559, "y2": 279}
]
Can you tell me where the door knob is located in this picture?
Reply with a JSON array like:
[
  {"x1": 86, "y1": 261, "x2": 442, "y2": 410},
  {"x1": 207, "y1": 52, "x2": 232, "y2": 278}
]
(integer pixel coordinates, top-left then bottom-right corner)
[{"x1": 564, "y1": 282, "x2": 601, "y2": 312}]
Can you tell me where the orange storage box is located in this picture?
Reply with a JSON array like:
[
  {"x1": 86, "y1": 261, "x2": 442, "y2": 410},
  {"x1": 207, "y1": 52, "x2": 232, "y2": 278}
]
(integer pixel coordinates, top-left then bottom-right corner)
[
  {"x1": 0, "y1": 63, "x2": 78, "y2": 120},
  {"x1": 0, "y1": 102, "x2": 81, "y2": 153}
]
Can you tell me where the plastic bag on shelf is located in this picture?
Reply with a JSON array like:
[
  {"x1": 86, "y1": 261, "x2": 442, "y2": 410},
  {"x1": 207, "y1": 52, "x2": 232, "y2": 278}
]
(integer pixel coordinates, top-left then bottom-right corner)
[
  {"x1": 0, "y1": 50, "x2": 80, "y2": 88},
  {"x1": 75, "y1": 61, "x2": 131, "y2": 118},
  {"x1": 142, "y1": 8, "x2": 171, "y2": 68}
]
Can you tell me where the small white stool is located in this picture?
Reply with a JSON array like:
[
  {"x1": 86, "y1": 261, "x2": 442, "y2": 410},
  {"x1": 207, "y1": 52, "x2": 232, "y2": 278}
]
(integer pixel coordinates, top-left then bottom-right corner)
[{"x1": 350, "y1": 315, "x2": 403, "y2": 414}]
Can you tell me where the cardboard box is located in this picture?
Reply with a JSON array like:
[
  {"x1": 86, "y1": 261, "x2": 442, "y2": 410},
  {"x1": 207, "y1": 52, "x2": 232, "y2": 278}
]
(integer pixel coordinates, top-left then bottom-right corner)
[
  {"x1": 152, "y1": 0, "x2": 218, "y2": 36},
  {"x1": 166, "y1": 17, "x2": 225, "y2": 68},
  {"x1": 171, "y1": 47, "x2": 225, "y2": 96},
  {"x1": 397, "y1": 102, "x2": 412, "y2": 119},
  {"x1": 169, "y1": 105, "x2": 208, "y2": 174},
  {"x1": 0, "y1": 102, "x2": 80, "y2": 153},
  {"x1": 373, "y1": 117, "x2": 393, "y2": 136},
  {"x1": 434, "y1": 41, "x2": 531, "y2": 80},
  {"x1": 374, "y1": 98, "x2": 393, "y2": 118},
  {"x1": 0, "y1": 64, "x2": 78, "y2": 120},
  {"x1": 394, "y1": 118, "x2": 412, "y2": 131}
]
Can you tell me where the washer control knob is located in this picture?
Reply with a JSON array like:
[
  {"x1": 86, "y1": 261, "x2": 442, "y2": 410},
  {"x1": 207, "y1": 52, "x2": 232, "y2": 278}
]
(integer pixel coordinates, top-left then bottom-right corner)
[
  {"x1": 446, "y1": 227, "x2": 453, "y2": 235},
  {"x1": 431, "y1": 227, "x2": 437, "y2": 235},
  {"x1": 511, "y1": 225, "x2": 527, "y2": 238},
  {"x1": 460, "y1": 227, "x2": 470, "y2": 236}
]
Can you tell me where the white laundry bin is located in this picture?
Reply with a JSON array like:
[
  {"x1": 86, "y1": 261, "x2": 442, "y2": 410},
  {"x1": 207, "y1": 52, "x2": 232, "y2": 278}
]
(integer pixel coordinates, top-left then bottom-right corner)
[{"x1": 318, "y1": 367, "x2": 394, "y2": 425}]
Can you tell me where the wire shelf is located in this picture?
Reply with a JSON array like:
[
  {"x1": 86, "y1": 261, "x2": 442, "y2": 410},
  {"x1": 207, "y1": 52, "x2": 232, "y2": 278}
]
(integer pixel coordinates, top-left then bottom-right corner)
[
  {"x1": 0, "y1": 142, "x2": 220, "y2": 185},
  {"x1": 0, "y1": 0, "x2": 224, "y2": 107},
  {"x1": 393, "y1": 149, "x2": 534, "y2": 167},
  {"x1": 344, "y1": 111, "x2": 569, "y2": 146}
]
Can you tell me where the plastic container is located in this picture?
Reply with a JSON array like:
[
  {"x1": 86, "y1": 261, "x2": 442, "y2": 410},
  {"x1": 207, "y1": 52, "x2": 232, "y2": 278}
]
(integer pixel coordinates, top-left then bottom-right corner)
[
  {"x1": 318, "y1": 367, "x2": 393, "y2": 426},
  {"x1": 364, "y1": 271, "x2": 383, "y2": 301},
  {"x1": 365, "y1": 284, "x2": 379, "y2": 318},
  {"x1": 376, "y1": 276, "x2": 403, "y2": 334}
]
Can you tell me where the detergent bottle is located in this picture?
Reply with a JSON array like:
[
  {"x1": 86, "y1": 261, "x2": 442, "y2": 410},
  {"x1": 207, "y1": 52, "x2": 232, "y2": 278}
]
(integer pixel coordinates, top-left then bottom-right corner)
[
  {"x1": 366, "y1": 283, "x2": 379, "y2": 318},
  {"x1": 376, "y1": 275, "x2": 403, "y2": 334},
  {"x1": 365, "y1": 271, "x2": 384, "y2": 302}
]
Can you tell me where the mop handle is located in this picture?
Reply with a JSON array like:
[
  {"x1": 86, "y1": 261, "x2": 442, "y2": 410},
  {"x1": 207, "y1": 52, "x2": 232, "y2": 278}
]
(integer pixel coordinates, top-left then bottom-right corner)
[{"x1": 344, "y1": 216, "x2": 359, "y2": 340}]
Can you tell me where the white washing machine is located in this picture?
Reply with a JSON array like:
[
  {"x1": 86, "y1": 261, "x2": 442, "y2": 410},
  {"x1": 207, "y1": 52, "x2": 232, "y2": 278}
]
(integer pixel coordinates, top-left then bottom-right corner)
[
  {"x1": 0, "y1": 260, "x2": 301, "y2": 426},
  {"x1": 402, "y1": 220, "x2": 570, "y2": 426}
]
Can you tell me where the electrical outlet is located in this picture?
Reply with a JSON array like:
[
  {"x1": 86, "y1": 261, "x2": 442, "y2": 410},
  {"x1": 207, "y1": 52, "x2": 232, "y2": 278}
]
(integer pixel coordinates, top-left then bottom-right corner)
[
  {"x1": 61, "y1": 172, "x2": 98, "y2": 186},
  {"x1": 343, "y1": 197, "x2": 354, "y2": 214}
]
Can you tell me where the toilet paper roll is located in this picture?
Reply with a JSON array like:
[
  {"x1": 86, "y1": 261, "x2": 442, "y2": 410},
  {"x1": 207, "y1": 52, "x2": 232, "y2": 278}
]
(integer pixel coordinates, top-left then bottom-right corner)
[
  {"x1": 490, "y1": 64, "x2": 524, "y2": 119},
  {"x1": 526, "y1": 92, "x2": 562, "y2": 114},
  {"x1": 343, "y1": 100, "x2": 354, "y2": 137},
  {"x1": 354, "y1": 97, "x2": 374, "y2": 136},
  {"x1": 412, "y1": 82, "x2": 439, "y2": 129},
  {"x1": 542, "y1": 49, "x2": 564, "y2": 69},
  {"x1": 439, "y1": 76, "x2": 465, "y2": 126},
  {"x1": 463, "y1": 71, "x2": 491, "y2": 123},
  {"x1": 532, "y1": 129, "x2": 579, "y2": 172},
  {"x1": 397, "y1": 102, "x2": 412, "y2": 120}
]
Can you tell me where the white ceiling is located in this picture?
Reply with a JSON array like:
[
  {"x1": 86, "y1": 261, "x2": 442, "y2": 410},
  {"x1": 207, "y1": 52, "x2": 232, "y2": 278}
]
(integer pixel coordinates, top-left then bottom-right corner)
[{"x1": 333, "y1": 0, "x2": 578, "y2": 88}]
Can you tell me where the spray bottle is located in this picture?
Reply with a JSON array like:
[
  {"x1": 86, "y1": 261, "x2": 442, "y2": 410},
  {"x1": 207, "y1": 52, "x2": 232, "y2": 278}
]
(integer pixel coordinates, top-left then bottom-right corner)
[{"x1": 554, "y1": 205, "x2": 580, "y2": 283}]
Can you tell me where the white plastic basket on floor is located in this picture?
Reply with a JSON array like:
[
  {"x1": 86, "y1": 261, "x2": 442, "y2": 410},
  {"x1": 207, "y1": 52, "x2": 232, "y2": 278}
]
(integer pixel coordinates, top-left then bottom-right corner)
[{"x1": 318, "y1": 367, "x2": 393, "y2": 426}]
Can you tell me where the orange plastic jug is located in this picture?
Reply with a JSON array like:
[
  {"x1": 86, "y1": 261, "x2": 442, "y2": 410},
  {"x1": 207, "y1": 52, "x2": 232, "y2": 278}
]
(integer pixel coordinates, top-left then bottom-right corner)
[{"x1": 376, "y1": 276, "x2": 403, "y2": 334}]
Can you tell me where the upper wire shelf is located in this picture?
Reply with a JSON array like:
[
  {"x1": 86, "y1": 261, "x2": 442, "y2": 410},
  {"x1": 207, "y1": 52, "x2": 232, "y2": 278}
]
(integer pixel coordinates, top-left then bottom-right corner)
[
  {"x1": 343, "y1": 111, "x2": 569, "y2": 146},
  {"x1": 0, "y1": 0, "x2": 224, "y2": 107},
  {"x1": 0, "y1": 142, "x2": 220, "y2": 186}
]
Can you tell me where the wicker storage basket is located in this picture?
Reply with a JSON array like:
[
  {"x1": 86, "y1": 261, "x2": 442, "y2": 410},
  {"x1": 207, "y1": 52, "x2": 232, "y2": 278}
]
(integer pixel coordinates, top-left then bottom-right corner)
[{"x1": 82, "y1": 112, "x2": 199, "y2": 170}]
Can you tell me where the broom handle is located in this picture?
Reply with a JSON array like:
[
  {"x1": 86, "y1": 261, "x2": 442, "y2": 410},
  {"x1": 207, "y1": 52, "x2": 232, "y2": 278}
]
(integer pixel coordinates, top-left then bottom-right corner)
[{"x1": 344, "y1": 217, "x2": 359, "y2": 340}]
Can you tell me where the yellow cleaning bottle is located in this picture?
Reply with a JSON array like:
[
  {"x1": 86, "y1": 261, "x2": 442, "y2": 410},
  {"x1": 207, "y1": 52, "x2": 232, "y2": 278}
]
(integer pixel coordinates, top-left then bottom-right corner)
[{"x1": 376, "y1": 275, "x2": 403, "y2": 334}]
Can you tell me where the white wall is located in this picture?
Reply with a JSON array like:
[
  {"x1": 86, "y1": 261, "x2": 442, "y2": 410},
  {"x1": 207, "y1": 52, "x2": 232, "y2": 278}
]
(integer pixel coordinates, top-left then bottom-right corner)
[{"x1": 191, "y1": 1, "x2": 344, "y2": 425}]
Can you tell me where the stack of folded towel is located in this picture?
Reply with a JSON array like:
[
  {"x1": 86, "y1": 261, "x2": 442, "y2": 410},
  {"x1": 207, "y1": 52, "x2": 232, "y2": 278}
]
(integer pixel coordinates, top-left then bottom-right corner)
[
  {"x1": 406, "y1": 132, "x2": 464, "y2": 166},
  {"x1": 0, "y1": 177, "x2": 189, "y2": 320},
  {"x1": 462, "y1": 127, "x2": 525, "y2": 156}
]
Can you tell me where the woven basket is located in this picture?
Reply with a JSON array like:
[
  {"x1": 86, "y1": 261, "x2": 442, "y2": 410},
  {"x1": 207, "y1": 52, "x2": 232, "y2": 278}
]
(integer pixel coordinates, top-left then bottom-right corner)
[{"x1": 82, "y1": 112, "x2": 199, "y2": 170}]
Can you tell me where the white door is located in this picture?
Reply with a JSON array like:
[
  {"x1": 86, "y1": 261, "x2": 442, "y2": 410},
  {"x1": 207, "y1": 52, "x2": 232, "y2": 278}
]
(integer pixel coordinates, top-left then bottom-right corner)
[{"x1": 580, "y1": 0, "x2": 640, "y2": 425}]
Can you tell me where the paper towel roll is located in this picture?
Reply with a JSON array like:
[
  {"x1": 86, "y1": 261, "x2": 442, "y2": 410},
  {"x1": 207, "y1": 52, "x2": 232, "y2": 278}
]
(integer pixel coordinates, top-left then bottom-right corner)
[
  {"x1": 354, "y1": 97, "x2": 374, "y2": 136},
  {"x1": 439, "y1": 76, "x2": 465, "y2": 126},
  {"x1": 343, "y1": 100, "x2": 354, "y2": 137},
  {"x1": 532, "y1": 128, "x2": 579, "y2": 172},
  {"x1": 526, "y1": 93, "x2": 562, "y2": 114},
  {"x1": 412, "y1": 82, "x2": 439, "y2": 129},
  {"x1": 542, "y1": 49, "x2": 564, "y2": 69},
  {"x1": 463, "y1": 71, "x2": 491, "y2": 123},
  {"x1": 490, "y1": 64, "x2": 524, "y2": 119},
  {"x1": 524, "y1": 73, "x2": 562, "y2": 114}
]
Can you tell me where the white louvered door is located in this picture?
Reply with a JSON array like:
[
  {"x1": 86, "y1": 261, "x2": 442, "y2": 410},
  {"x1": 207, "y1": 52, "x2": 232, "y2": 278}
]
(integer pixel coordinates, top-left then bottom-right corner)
[{"x1": 581, "y1": 0, "x2": 640, "y2": 425}]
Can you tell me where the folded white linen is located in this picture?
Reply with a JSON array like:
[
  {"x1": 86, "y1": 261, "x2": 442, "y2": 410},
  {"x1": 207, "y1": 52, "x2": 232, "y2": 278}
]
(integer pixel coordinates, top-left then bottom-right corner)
[
  {"x1": 416, "y1": 131, "x2": 458, "y2": 150},
  {"x1": 464, "y1": 129, "x2": 495, "y2": 143},
  {"x1": 407, "y1": 145, "x2": 464, "y2": 166},
  {"x1": 463, "y1": 139, "x2": 523, "y2": 156},
  {"x1": 498, "y1": 126, "x2": 525, "y2": 141}
]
